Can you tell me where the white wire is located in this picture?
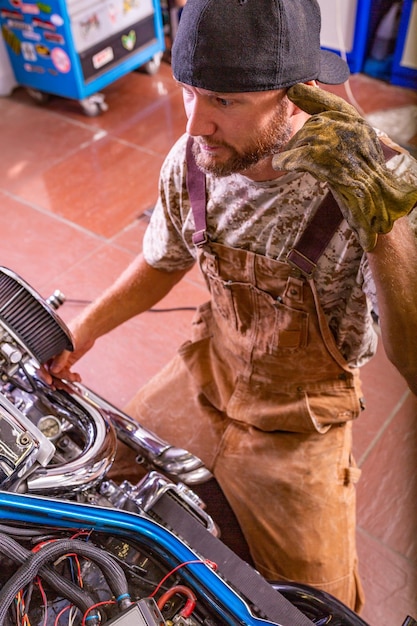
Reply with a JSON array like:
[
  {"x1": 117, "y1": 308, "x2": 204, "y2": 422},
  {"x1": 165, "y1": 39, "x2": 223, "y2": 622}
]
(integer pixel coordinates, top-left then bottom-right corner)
[
  {"x1": 334, "y1": 0, "x2": 367, "y2": 117},
  {"x1": 68, "y1": 605, "x2": 78, "y2": 626}
]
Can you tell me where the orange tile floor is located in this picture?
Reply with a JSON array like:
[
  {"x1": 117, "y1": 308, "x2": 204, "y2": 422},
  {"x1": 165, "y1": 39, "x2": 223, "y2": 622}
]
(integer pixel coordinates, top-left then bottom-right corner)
[{"x1": 0, "y1": 58, "x2": 416, "y2": 626}]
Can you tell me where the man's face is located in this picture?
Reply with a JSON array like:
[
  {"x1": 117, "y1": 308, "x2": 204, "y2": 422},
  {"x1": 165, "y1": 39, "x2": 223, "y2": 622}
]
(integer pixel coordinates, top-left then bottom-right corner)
[{"x1": 181, "y1": 84, "x2": 292, "y2": 178}]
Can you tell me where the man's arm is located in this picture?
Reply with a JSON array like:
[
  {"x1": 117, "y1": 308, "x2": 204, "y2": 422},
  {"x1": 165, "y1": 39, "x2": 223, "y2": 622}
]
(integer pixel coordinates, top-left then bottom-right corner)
[
  {"x1": 272, "y1": 83, "x2": 417, "y2": 393},
  {"x1": 367, "y1": 217, "x2": 417, "y2": 396},
  {"x1": 48, "y1": 253, "x2": 189, "y2": 381}
]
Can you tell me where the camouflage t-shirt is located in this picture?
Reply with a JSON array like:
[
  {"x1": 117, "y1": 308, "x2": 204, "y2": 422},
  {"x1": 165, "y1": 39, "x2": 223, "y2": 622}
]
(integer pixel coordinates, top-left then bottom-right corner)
[{"x1": 143, "y1": 133, "x2": 417, "y2": 368}]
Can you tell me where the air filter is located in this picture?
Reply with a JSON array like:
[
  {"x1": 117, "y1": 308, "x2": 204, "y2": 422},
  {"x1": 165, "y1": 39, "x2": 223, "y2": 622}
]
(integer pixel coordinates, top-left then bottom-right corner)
[{"x1": 0, "y1": 267, "x2": 74, "y2": 364}]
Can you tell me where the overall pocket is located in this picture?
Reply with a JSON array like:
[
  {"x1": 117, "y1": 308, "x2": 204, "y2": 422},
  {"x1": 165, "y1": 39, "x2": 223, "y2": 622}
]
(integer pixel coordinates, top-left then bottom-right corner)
[
  {"x1": 207, "y1": 275, "x2": 309, "y2": 354},
  {"x1": 225, "y1": 375, "x2": 362, "y2": 433}
]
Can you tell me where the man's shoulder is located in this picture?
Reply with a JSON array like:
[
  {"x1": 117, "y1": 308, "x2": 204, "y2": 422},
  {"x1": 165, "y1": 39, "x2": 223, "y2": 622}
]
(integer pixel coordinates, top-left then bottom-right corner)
[{"x1": 159, "y1": 134, "x2": 189, "y2": 191}]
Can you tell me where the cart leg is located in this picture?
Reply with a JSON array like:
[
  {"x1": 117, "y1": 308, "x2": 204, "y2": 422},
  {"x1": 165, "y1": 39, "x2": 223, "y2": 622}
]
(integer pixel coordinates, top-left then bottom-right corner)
[
  {"x1": 137, "y1": 52, "x2": 163, "y2": 76},
  {"x1": 26, "y1": 88, "x2": 51, "y2": 105},
  {"x1": 79, "y1": 93, "x2": 109, "y2": 117}
]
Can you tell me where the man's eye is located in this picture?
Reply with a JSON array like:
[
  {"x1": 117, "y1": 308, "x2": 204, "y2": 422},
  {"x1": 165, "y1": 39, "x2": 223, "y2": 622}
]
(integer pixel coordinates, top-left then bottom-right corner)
[{"x1": 216, "y1": 97, "x2": 232, "y2": 107}]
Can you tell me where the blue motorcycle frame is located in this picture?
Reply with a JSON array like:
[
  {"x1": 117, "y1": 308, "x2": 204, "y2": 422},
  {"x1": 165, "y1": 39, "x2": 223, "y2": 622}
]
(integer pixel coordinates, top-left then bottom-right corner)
[
  {"x1": 0, "y1": 489, "x2": 371, "y2": 626},
  {"x1": 0, "y1": 265, "x2": 415, "y2": 626}
]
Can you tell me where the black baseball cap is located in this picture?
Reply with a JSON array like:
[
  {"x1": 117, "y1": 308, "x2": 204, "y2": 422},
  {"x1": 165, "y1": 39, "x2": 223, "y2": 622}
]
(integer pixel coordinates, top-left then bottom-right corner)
[{"x1": 172, "y1": 0, "x2": 350, "y2": 92}]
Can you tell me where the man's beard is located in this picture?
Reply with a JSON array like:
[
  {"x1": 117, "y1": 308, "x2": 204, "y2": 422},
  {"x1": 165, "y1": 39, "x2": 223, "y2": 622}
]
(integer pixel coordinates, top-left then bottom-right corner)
[{"x1": 192, "y1": 100, "x2": 292, "y2": 177}]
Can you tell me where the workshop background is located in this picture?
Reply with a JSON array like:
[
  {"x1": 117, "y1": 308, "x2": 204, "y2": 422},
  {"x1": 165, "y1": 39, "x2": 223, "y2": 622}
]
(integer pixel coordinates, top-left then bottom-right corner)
[{"x1": 0, "y1": 1, "x2": 416, "y2": 625}]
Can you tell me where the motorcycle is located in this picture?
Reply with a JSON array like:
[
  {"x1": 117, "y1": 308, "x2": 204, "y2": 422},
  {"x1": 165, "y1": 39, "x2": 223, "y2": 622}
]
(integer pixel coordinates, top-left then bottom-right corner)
[{"x1": 0, "y1": 265, "x2": 414, "y2": 626}]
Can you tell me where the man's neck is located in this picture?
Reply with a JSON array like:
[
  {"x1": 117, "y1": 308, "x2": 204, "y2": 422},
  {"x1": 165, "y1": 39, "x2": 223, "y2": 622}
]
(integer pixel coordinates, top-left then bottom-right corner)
[{"x1": 240, "y1": 157, "x2": 288, "y2": 182}]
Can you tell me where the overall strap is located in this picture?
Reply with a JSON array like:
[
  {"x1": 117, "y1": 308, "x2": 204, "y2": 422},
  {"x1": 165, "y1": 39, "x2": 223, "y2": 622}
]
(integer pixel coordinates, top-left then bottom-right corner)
[
  {"x1": 287, "y1": 140, "x2": 400, "y2": 277},
  {"x1": 186, "y1": 137, "x2": 208, "y2": 245},
  {"x1": 286, "y1": 192, "x2": 343, "y2": 277},
  {"x1": 185, "y1": 136, "x2": 400, "y2": 266}
]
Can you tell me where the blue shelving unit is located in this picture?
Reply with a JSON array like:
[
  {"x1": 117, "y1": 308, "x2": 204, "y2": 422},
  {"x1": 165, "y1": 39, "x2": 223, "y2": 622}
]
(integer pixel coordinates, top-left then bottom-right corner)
[
  {"x1": 390, "y1": 0, "x2": 417, "y2": 89},
  {"x1": 0, "y1": 0, "x2": 165, "y2": 114},
  {"x1": 318, "y1": 0, "x2": 374, "y2": 74}
]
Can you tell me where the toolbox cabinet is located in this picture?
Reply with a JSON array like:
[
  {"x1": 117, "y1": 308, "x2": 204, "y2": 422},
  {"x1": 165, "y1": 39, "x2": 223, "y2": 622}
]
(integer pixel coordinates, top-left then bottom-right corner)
[
  {"x1": 317, "y1": 0, "x2": 417, "y2": 88},
  {"x1": 0, "y1": 0, "x2": 165, "y2": 114}
]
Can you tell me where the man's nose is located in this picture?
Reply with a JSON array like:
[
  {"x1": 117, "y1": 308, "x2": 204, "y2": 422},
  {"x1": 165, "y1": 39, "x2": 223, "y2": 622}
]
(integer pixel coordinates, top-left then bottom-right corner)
[{"x1": 185, "y1": 97, "x2": 216, "y2": 137}]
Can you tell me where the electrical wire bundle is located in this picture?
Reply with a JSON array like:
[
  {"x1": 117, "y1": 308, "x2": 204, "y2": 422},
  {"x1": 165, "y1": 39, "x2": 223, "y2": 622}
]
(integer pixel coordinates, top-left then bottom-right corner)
[
  {"x1": 0, "y1": 524, "x2": 217, "y2": 626},
  {"x1": 0, "y1": 532, "x2": 132, "y2": 625}
]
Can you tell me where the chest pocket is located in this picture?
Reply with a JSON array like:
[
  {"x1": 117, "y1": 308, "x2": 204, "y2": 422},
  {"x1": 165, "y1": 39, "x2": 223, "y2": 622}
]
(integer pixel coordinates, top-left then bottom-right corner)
[{"x1": 207, "y1": 273, "x2": 309, "y2": 353}]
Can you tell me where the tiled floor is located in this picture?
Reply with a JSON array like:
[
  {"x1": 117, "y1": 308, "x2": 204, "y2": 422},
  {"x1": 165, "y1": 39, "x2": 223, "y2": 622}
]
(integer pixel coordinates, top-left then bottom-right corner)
[{"x1": 0, "y1": 57, "x2": 416, "y2": 626}]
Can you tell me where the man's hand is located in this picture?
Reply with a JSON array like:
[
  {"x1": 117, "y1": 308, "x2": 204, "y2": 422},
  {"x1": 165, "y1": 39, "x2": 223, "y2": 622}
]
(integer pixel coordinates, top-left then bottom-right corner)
[
  {"x1": 37, "y1": 351, "x2": 82, "y2": 387},
  {"x1": 39, "y1": 318, "x2": 95, "y2": 385},
  {"x1": 273, "y1": 83, "x2": 417, "y2": 251}
]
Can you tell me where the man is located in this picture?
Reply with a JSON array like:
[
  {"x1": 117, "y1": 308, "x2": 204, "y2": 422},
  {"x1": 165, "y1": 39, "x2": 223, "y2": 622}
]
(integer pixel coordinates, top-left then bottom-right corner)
[{"x1": 47, "y1": 0, "x2": 417, "y2": 613}]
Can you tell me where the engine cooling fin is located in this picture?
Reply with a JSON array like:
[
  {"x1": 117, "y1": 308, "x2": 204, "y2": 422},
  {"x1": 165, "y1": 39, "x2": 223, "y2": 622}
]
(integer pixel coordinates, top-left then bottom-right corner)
[{"x1": 0, "y1": 267, "x2": 73, "y2": 364}]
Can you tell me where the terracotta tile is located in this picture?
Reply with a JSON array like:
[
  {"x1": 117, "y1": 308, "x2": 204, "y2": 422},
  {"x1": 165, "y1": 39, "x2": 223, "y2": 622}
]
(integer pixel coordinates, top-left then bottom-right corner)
[
  {"x1": 113, "y1": 88, "x2": 187, "y2": 155},
  {"x1": 8, "y1": 63, "x2": 187, "y2": 156},
  {"x1": 350, "y1": 74, "x2": 417, "y2": 113},
  {"x1": 357, "y1": 529, "x2": 417, "y2": 626},
  {"x1": 353, "y1": 338, "x2": 410, "y2": 463},
  {"x1": 0, "y1": 190, "x2": 101, "y2": 289},
  {"x1": 357, "y1": 391, "x2": 417, "y2": 563},
  {"x1": 0, "y1": 97, "x2": 97, "y2": 190},
  {"x1": 70, "y1": 303, "x2": 205, "y2": 408},
  {"x1": 70, "y1": 64, "x2": 187, "y2": 156},
  {"x1": 68, "y1": 315, "x2": 180, "y2": 409},
  {"x1": 8, "y1": 134, "x2": 164, "y2": 238},
  {"x1": 44, "y1": 243, "x2": 135, "y2": 311},
  {"x1": 112, "y1": 215, "x2": 150, "y2": 254},
  {"x1": 149, "y1": 268, "x2": 209, "y2": 332}
]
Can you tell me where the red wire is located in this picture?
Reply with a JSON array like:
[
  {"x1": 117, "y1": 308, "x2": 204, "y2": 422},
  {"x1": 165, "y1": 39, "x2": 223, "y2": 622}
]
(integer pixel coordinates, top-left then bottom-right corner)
[
  {"x1": 81, "y1": 599, "x2": 116, "y2": 626},
  {"x1": 70, "y1": 530, "x2": 93, "y2": 541},
  {"x1": 54, "y1": 604, "x2": 72, "y2": 626},
  {"x1": 148, "y1": 558, "x2": 217, "y2": 599},
  {"x1": 157, "y1": 584, "x2": 197, "y2": 618},
  {"x1": 149, "y1": 559, "x2": 217, "y2": 598},
  {"x1": 35, "y1": 577, "x2": 48, "y2": 626}
]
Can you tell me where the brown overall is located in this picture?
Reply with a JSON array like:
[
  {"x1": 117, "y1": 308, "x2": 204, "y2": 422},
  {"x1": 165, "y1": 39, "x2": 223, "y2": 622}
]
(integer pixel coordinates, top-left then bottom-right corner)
[{"x1": 116, "y1": 140, "x2": 405, "y2": 613}]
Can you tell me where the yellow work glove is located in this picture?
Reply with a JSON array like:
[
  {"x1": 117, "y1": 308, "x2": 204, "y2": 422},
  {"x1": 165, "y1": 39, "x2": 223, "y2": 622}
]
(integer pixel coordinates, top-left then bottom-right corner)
[{"x1": 272, "y1": 83, "x2": 417, "y2": 251}]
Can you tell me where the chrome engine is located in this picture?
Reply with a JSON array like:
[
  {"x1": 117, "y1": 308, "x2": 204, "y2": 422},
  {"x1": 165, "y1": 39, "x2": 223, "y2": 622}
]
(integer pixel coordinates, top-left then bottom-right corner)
[
  {"x1": 0, "y1": 266, "x2": 212, "y2": 506},
  {"x1": 0, "y1": 266, "x2": 415, "y2": 626}
]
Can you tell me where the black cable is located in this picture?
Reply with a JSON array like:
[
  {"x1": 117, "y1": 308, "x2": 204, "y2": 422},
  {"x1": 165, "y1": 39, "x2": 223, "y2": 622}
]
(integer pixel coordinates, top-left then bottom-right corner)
[
  {"x1": 148, "y1": 307, "x2": 197, "y2": 312},
  {"x1": 0, "y1": 523, "x2": 47, "y2": 537},
  {"x1": 64, "y1": 298, "x2": 197, "y2": 313},
  {"x1": 0, "y1": 536, "x2": 132, "y2": 624},
  {"x1": 0, "y1": 533, "x2": 97, "y2": 619}
]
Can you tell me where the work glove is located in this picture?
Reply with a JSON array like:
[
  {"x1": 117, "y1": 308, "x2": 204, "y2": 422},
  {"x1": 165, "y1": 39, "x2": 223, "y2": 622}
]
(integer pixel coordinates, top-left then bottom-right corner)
[{"x1": 272, "y1": 83, "x2": 417, "y2": 251}]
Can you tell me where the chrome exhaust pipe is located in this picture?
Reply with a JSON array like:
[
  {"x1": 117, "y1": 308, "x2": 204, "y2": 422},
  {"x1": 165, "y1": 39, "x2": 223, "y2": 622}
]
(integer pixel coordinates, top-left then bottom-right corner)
[
  {"x1": 70, "y1": 382, "x2": 213, "y2": 485},
  {"x1": 27, "y1": 388, "x2": 117, "y2": 494}
]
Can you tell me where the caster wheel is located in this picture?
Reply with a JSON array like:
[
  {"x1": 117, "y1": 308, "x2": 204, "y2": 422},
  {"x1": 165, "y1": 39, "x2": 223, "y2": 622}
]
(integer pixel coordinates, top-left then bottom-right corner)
[
  {"x1": 138, "y1": 52, "x2": 163, "y2": 75},
  {"x1": 26, "y1": 88, "x2": 51, "y2": 105},
  {"x1": 79, "y1": 93, "x2": 109, "y2": 117}
]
